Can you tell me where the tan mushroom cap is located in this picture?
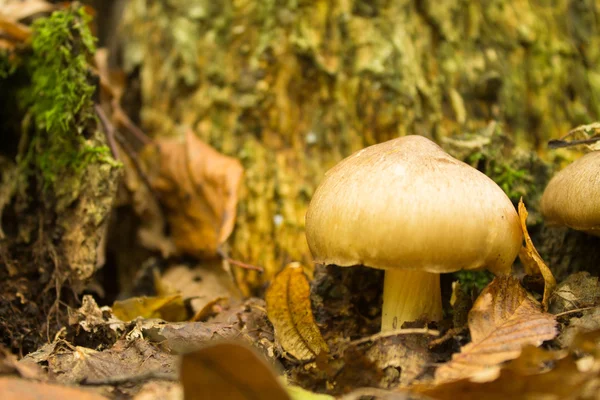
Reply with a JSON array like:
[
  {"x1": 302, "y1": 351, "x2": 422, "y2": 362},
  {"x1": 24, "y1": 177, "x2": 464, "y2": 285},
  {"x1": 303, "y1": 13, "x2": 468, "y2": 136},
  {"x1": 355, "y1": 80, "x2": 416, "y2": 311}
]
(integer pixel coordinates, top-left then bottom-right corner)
[
  {"x1": 541, "y1": 151, "x2": 600, "y2": 236},
  {"x1": 305, "y1": 135, "x2": 523, "y2": 275}
]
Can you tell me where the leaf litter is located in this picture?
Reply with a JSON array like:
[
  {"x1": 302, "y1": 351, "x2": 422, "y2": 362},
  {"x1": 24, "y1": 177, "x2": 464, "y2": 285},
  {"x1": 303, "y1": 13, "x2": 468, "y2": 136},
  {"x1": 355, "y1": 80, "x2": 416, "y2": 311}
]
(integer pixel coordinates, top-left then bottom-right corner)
[
  {"x1": 4, "y1": 7, "x2": 600, "y2": 400},
  {"x1": 266, "y1": 262, "x2": 329, "y2": 361},
  {"x1": 434, "y1": 276, "x2": 557, "y2": 383},
  {"x1": 518, "y1": 199, "x2": 557, "y2": 310}
]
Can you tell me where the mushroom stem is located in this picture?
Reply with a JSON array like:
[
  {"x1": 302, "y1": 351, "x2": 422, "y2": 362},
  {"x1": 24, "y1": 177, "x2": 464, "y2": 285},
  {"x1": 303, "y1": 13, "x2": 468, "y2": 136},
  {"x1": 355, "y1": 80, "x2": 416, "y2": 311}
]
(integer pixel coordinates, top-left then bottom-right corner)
[{"x1": 381, "y1": 269, "x2": 442, "y2": 331}]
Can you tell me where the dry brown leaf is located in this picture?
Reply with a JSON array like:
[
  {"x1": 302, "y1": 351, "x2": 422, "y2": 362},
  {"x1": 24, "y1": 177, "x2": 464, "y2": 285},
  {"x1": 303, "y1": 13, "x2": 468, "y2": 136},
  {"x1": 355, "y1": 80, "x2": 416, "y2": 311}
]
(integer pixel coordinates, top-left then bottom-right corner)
[
  {"x1": 145, "y1": 129, "x2": 243, "y2": 258},
  {"x1": 549, "y1": 272, "x2": 600, "y2": 315},
  {"x1": 0, "y1": 346, "x2": 42, "y2": 379},
  {"x1": 517, "y1": 199, "x2": 556, "y2": 310},
  {"x1": 421, "y1": 331, "x2": 600, "y2": 400},
  {"x1": 0, "y1": 17, "x2": 31, "y2": 41},
  {"x1": 112, "y1": 294, "x2": 188, "y2": 322},
  {"x1": 0, "y1": 0, "x2": 56, "y2": 21},
  {"x1": 28, "y1": 339, "x2": 177, "y2": 386},
  {"x1": 434, "y1": 276, "x2": 557, "y2": 383},
  {"x1": 266, "y1": 262, "x2": 329, "y2": 360},
  {"x1": 159, "y1": 263, "x2": 238, "y2": 315},
  {"x1": 181, "y1": 341, "x2": 290, "y2": 400},
  {"x1": 0, "y1": 377, "x2": 108, "y2": 400},
  {"x1": 191, "y1": 297, "x2": 229, "y2": 322}
]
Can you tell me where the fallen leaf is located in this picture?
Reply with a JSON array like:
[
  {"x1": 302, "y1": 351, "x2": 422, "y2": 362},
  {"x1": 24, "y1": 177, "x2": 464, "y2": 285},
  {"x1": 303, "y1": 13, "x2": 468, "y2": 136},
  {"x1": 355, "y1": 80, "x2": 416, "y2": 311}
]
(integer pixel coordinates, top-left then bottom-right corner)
[
  {"x1": 145, "y1": 129, "x2": 244, "y2": 258},
  {"x1": 142, "y1": 298, "x2": 274, "y2": 354},
  {"x1": 0, "y1": 17, "x2": 31, "y2": 41},
  {"x1": 434, "y1": 276, "x2": 557, "y2": 383},
  {"x1": 359, "y1": 333, "x2": 435, "y2": 388},
  {"x1": 517, "y1": 199, "x2": 556, "y2": 310},
  {"x1": 266, "y1": 262, "x2": 329, "y2": 360},
  {"x1": 119, "y1": 144, "x2": 175, "y2": 258},
  {"x1": 0, "y1": 377, "x2": 108, "y2": 400},
  {"x1": 112, "y1": 294, "x2": 188, "y2": 322},
  {"x1": 67, "y1": 295, "x2": 125, "y2": 347},
  {"x1": 24, "y1": 339, "x2": 177, "y2": 386},
  {"x1": 421, "y1": 331, "x2": 600, "y2": 400},
  {"x1": 557, "y1": 308, "x2": 600, "y2": 348},
  {"x1": 0, "y1": 346, "x2": 42, "y2": 379},
  {"x1": 159, "y1": 263, "x2": 238, "y2": 315},
  {"x1": 0, "y1": 0, "x2": 56, "y2": 21},
  {"x1": 191, "y1": 297, "x2": 229, "y2": 322},
  {"x1": 549, "y1": 272, "x2": 600, "y2": 315},
  {"x1": 181, "y1": 341, "x2": 290, "y2": 400}
]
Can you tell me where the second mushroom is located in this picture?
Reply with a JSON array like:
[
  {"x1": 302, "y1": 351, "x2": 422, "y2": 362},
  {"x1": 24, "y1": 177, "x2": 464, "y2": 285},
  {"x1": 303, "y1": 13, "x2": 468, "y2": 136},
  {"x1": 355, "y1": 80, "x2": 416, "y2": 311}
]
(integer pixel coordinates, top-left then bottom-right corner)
[{"x1": 305, "y1": 135, "x2": 523, "y2": 332}]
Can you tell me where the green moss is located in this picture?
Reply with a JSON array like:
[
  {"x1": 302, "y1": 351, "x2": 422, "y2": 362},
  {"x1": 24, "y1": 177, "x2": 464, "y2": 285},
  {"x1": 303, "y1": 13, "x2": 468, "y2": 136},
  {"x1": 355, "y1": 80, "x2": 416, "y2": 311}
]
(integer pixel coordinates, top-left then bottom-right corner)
[
  {"x1": 453, "y1": 270, "x2": 494, "y2": 294},
  {"x1": 18, "y1": 6, "x2": 112, "y2": 190},
  {"x1": 0, "y1": 51, "x2": 17, "y2": 79},
  {"x1": 467, "y1": 151, "x2": 530, "y2": 201}
]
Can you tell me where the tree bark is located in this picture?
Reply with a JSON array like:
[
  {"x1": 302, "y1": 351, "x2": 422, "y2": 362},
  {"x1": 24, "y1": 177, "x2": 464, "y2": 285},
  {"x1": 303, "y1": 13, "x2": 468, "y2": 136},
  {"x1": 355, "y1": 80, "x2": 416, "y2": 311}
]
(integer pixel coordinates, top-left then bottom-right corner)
[{"x1": 120, "y1": 0, "x2": 600, "y2": 293}]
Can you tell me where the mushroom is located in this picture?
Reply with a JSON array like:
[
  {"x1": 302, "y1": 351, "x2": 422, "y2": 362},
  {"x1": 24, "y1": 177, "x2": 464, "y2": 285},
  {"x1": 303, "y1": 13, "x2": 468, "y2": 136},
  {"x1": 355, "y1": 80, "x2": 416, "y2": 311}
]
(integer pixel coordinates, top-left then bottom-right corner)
[
  {"x1": 305, "y1": 135, "x2": 523, "y2": 331},
  {"x1": 540, "y1": 151, "x2": 600, "y2": 236}
]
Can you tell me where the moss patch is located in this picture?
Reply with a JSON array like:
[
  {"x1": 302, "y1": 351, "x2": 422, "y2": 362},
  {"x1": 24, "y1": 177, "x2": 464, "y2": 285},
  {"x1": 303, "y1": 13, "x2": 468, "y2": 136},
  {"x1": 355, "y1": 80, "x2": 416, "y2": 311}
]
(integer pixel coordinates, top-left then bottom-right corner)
[{"x1": 19, "y1": 7, "x2": 112, "y2": 192}]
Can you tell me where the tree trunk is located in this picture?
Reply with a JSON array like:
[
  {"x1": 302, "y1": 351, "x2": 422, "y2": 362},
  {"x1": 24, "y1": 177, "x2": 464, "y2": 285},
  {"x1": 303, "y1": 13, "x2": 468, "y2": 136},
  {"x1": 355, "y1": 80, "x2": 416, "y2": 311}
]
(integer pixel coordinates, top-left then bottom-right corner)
[{"x1": 120, "y1": 0, "x2": 600, "y2": 293}]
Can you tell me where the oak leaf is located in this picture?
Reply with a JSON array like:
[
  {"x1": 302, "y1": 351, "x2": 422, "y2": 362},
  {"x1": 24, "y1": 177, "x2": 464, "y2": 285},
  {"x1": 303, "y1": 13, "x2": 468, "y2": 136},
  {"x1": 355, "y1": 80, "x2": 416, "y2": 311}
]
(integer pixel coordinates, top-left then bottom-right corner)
[
  {"x1": 434, "y1": 276, "x2": 557, "y2": 383},
  {"x1": 146, "y1": 129, "x2": 243, "y2": 258},
  {"x1": 266, "y1": 262, "x2": 329, "y2": 360},
  {"x1": 517, "y1": 199, "x2": 556, "y2": 310},
  {"x1": 181, "y1": 341, "x2": 290, "y2": 400}
]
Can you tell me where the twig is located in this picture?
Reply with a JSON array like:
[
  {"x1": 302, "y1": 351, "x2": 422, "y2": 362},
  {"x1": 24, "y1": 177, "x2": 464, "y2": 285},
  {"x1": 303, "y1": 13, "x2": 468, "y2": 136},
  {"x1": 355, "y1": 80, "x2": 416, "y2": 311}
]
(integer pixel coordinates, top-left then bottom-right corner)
[
  {"x1": 79, "y1": 371, "x2": 178, "y2": 386},
  {"x1": 349, "y1": 328, "x2": 440, "y2": 346},
  {"x1": 111, "y1": 129, "x2": 159, "y2": 204},
  {"x1": 554, "y1": 306, "x2": 599, "y2": 318},
  {"x1": 113, "y1": 102, "x2": 150, "y2": 148},
  {"x1": 428, "y1": 327, "x2": 467, "y2": 348},
  {"x1": 217, "y1": 247, "x2": 263, "y2": 272},
  {"x1": 94, "y1": 104, "x2": 119, "y2": 159},
  {"x1": 548, "y1": 137, "x2": 600, "y2": 149}
]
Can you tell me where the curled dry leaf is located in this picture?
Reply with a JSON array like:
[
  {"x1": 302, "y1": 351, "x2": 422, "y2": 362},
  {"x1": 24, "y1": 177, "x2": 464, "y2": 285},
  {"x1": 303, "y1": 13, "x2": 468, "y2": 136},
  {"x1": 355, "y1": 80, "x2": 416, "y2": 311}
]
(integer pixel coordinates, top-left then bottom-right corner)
[
  {"x1": 181, "y1": 341, "x2": 290, "y2": 400},
  {"x1": 266, "y1": 262, "x2": 329, "y2": 360},
  {"x1": 112, "y1": 294, "x2": 188, "y2": 322},
  {"x1": 434, "y1": 276, "x2": 557, "y2": 383},
  {"x1": 517, "y1": 199, "x2": 556, "y2": 310},
  {"x1": 422, "y1": 331, "x2": 600, "y2": 400},
  {"x1": 145, "y1": 130, "x2": 244, "y2": 258}
]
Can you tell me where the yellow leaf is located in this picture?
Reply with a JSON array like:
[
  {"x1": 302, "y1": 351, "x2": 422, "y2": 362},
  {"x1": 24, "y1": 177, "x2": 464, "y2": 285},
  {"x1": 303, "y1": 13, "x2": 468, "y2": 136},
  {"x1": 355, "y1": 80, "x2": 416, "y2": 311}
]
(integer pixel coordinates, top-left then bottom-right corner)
[
  {"x1": 181, "y1": 341, "x2": 290, "y2": 400},
  {"x1": 434, "y1": 276, "x2": 557, "y2": 383},
  {"x1": 112, "y1": 294, "x2": 188, "y2": 322},
  {"x1": 517, "y1": 198, "x2": 556, "y2": 310},
  {"x1": 266, "y1": 262, "x2": 329, "y2": 360}
]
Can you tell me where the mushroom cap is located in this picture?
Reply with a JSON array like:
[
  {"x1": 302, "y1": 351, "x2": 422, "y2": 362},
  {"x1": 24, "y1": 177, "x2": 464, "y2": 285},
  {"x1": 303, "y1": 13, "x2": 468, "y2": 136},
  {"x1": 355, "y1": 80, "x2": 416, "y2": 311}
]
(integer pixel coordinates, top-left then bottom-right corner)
[
  {"x1": 305, "y1": 135, "x2": 522, "y2": 275},
  {"x1": 540, "y1": 151, "x2": 600, "y2": 236}
]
